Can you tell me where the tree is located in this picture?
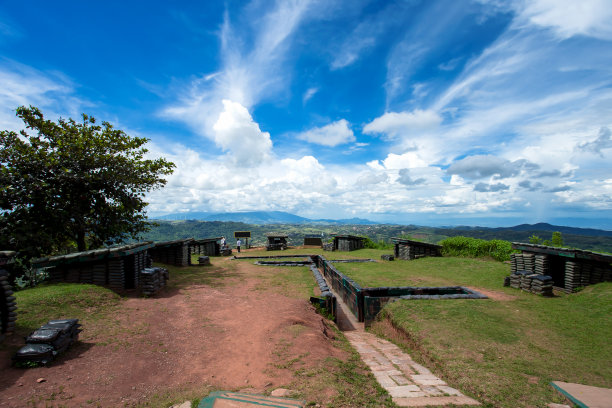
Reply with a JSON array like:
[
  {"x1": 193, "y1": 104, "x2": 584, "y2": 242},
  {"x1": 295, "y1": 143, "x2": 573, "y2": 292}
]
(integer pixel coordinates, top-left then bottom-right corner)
[
  {"x1": 0, "y1": 106, "x2": 175, "y2": 258},
  {"x1": 529, "y1": 234, "x2": 542, "y2": 244},
  {"x1": 551, "y1": 231, "x2": 564, "y2": 247}
]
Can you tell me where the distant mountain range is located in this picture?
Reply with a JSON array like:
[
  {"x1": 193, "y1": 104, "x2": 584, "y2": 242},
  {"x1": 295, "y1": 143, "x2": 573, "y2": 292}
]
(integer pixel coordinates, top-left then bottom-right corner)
[
  {"x1": 152, "y1": 211, "x2": 611, "y2": 237},
  {"x1": 451, "y1": 222, "x2": 612, "y2": 237},
  {"x1": 153, "y1": 211, "x2": 377, "y2": 225}
]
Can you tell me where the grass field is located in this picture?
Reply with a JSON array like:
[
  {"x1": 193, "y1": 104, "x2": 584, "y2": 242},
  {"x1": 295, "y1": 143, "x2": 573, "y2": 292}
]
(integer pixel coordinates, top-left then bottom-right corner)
[
  {"x1": 325, "y1": 249, "x2": 612, "y2": 407},
  {"x1": 6, "y1": 249, "x2": 611, "y2": 407}
]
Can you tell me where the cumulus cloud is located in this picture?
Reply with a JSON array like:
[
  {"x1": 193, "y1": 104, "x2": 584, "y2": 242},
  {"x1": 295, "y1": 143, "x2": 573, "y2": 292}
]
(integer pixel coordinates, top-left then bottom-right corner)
[
  {"x1": 355, "y1": 171, "x2": 388, "y2": 186},
  {"x1": 397, "y1": 169, "x2": 425, "y2": 186},
  {"x1": 296, "y1": 119, "x2": 355, "y2": 147},
  {"x1": 363, "y1": 109, "x2": 442, "y2": 140},
  {"x1": 519, "y1": 180, "x2": 544, "y2": 191},
  {"x1": 535, "y1": 170, "x2": 562, "y2": 178},
  {"x1": 577, "y1": 126, "x2": 612, "y2": 156},
  {"x1": 381, "y1": 152, "x2": 428, "y2": 170},
  {"x1": 446, "y1": 155, "x2": 539, "y2": 179},
  {"x1": 212, "y1": 100, "x2": 273, "y2": 166},
  {"x1": 546, "y1": 185, "x2": 572, "y2": 193},
  {"x1": 473, "y1": 182, "x2": 510, "y2": 192}
]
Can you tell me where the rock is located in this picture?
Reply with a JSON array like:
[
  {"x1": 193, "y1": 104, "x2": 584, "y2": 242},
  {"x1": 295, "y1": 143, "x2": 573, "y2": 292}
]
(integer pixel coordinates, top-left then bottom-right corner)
[
  {"x1": 198, "y1": 256, "x2": 211, "y2": 265},
  {"x1": 36, "y1": 378, "x2": 46, "y2": 383},
  {"x1": 547, "y1": 404, "x2": 571, "y2": 408},
  {"x1": 270, "y1": 388, "x2": 293, "y2": 397}
]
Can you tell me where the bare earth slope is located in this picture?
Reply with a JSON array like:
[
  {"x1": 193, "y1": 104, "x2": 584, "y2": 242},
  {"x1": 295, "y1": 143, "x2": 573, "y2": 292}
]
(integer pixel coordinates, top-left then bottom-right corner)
[{"x1": 0, "y1": 257, "x2": 358, "y2": 407}]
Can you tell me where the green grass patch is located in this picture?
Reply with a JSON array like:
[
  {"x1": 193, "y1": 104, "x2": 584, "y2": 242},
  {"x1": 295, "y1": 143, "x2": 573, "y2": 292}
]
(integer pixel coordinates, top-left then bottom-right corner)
[
  {"x1": 164, "y1": 257, "x2": 240, "y2": 289},
  {"x1": 11, "y1": 283, "x2": 121, "y2": 335},
  {"x1": 358, "y1": 255, "x2": 612, "y2": 407},
  {"x1": 243, "y1": 262, "x2": 317, "y2": 299},
  {"x1": 335, "y1": 254, "x2": 509, "y2": 289}
]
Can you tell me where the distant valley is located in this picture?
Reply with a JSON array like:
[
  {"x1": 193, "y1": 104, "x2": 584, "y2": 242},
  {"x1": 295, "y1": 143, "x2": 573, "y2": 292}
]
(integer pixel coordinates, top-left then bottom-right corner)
[{"x1": 143, "y1": 212, "x2": 612, "y2": 253}]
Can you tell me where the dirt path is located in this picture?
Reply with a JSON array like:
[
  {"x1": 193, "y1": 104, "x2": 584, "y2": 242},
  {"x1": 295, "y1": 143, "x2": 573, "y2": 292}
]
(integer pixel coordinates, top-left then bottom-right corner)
[{"x1": 0, "y1": 258, "x2": 346, "y2": 407}]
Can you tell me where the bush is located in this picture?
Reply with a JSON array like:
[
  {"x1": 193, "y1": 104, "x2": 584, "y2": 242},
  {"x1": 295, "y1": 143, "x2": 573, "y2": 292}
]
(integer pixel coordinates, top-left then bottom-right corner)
[
  {"x1": 439, "y1": 236, "x2": 514, "y2": 262},
  {"x1": 362, "y1": 237, "x2": 393, "y2": 250}
]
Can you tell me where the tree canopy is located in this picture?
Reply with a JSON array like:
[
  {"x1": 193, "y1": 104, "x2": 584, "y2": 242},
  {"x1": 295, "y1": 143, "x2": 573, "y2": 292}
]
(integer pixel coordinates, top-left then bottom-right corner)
[{"x1": 0, "y1": 106, "x2": 175, "y2": 258}]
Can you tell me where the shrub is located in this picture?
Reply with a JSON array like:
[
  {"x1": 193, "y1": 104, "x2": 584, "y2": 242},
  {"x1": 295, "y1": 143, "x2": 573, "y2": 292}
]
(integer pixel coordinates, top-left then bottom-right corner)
[
  {"x1": 362, "y1": 237, "x2": 393, "y2": 250},
  {"x1": 439, "y1": 236, "x2": 514, "y2": 262}
]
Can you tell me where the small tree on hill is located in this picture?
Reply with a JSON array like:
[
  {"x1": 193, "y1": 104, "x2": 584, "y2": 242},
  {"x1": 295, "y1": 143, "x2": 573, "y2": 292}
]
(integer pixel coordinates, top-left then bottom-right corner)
[
  {"x1": 0, "y1": 106, "x2": 175, "y2": 258},
  {"x1": 529, "y1": 234, "x2": 542, "y2": 244},
  {"x1": 551, "y1": 231, "x2": 564, "y2": 247}
]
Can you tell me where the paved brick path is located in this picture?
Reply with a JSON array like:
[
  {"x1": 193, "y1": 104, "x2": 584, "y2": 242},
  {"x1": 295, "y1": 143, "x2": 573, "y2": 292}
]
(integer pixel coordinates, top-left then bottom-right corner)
[
  {"x1": 328, "y1": 282, "x2": 479, "y2": 406},
  {"x1": 344, "y1": 331, "x2": 480, "y2": 407}
]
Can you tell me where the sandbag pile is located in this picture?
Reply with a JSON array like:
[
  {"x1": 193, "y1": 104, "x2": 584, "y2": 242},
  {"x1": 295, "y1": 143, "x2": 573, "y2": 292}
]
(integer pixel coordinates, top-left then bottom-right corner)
[
  {"x1": 139, "y1": 267, "x2": 169, "y2": 296},
  {"x1": 510, "y1": 253, "x2": 518, "y2": 274},
  {"x1": 509, "y1": 270, "x2": 530, "y2": 289},
  {"x1": 1, "y1": 269, "x2": 17, "y2": 337},
  {"x1": 13, "y1": 319, "x2": 81, "y2": 365},
  {"x1": 520, "y1": 273, "x2": 536, "y2": 291},
  {"x1": 530, "y1": 275, "x2": 554, "y2": 296},
  {"x1": 523, "y1": 253, "x2": 535, "y2": 273},
  {"x1": 535, "y1": 254, "x2": 550, "y2": 275},
  {"x1": 507, "y1": 271, "x2": 553, "y2": 296},
  {"x1": 564, "y1": 261, "x2": 581, "y2": 293}
]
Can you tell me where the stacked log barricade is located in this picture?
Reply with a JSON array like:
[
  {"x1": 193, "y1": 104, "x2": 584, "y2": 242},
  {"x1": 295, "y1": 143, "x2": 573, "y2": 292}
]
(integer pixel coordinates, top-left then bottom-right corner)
[
  {"x1": 509, "y1": 243, "x2": 612, "y2": 294},
  {"x1": 265, "y1": 234, "x2": 289, "y2": 251},
  {"x1": 149, "y1": 239, "x2": 192, "y2": 266},
  {"x1": 303, "y1": 235, "x2": 323, "y2": 247},
  {"x1": 0, "y1": 251, "x2": 17, "y2": 341},
  {"x1": 392, "y1": 238, "x2": 442, "y2": 260},
  {"x1": 32, "y1": 242, "x2": 168, "y2": 295},
  {"x1": 189, "y1": 238, "x2": 221, "y2": 257},
  {"x1": 332, "y1": 235, "x2": 365, "y2": 251}
]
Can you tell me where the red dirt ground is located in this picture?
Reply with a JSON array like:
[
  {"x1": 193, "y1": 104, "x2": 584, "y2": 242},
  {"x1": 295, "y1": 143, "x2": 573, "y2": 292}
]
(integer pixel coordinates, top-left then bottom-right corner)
[{"x1": 0, "y1": 257, "x2": 346, "y2": 407}]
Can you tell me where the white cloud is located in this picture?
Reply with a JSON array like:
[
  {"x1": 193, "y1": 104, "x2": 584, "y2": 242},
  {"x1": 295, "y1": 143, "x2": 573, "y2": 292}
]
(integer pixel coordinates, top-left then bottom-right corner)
[
  {"x1": 212, "y1": 100, "x2": 273, "y2": 166},
  {"x1": 577, "y1": 126, "x2": 612, "y2": 156},
  {"x1": 296, "y1": 119, "x2": 355, "y2": 147},
  {"x1": 446, "y1": 155, "x2": 539, "y2": 179},
  {"x1": 363, "y1": 110, "x2": 442, "y2": 140},
  {"x1": 381, "y1": 152, "x2": 429, "y2": 170},
  {"x1": 163, "y1": 1, "x2": 320, "y2": 140},
  {"x1": 302, "y1": 87, "x2": 318, "y2": 104},
  {"x1": 0, "y1": 60, "x2": 86, "y2": 131},
  {"x1": 518, "y1": 0, "x2": 612, "y2": 40},
  {"x1": 355, "y1": 171, "x2": 388, "y2": 186}
]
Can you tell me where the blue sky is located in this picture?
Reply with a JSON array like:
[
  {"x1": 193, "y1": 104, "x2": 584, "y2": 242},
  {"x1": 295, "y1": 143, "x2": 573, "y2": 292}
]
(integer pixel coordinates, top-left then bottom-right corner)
[{"x1": 1, "y1": 1, "x2": 612, "y2": 228}]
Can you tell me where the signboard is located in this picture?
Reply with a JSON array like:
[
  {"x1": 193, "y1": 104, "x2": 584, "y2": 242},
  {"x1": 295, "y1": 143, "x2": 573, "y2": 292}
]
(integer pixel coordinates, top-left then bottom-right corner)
[{"x1": 234, "y1": 231, "x2": 251, "y2": 238}]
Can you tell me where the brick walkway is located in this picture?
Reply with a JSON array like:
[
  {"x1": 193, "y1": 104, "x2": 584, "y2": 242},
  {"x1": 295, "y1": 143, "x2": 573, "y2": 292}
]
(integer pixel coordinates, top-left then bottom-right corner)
[
  {"x1": 328, "y1": 283, "x2": 479, "y2": 406},
  {"x1": 344, "y1": 331, "x2": 479, "y2": 406}
]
